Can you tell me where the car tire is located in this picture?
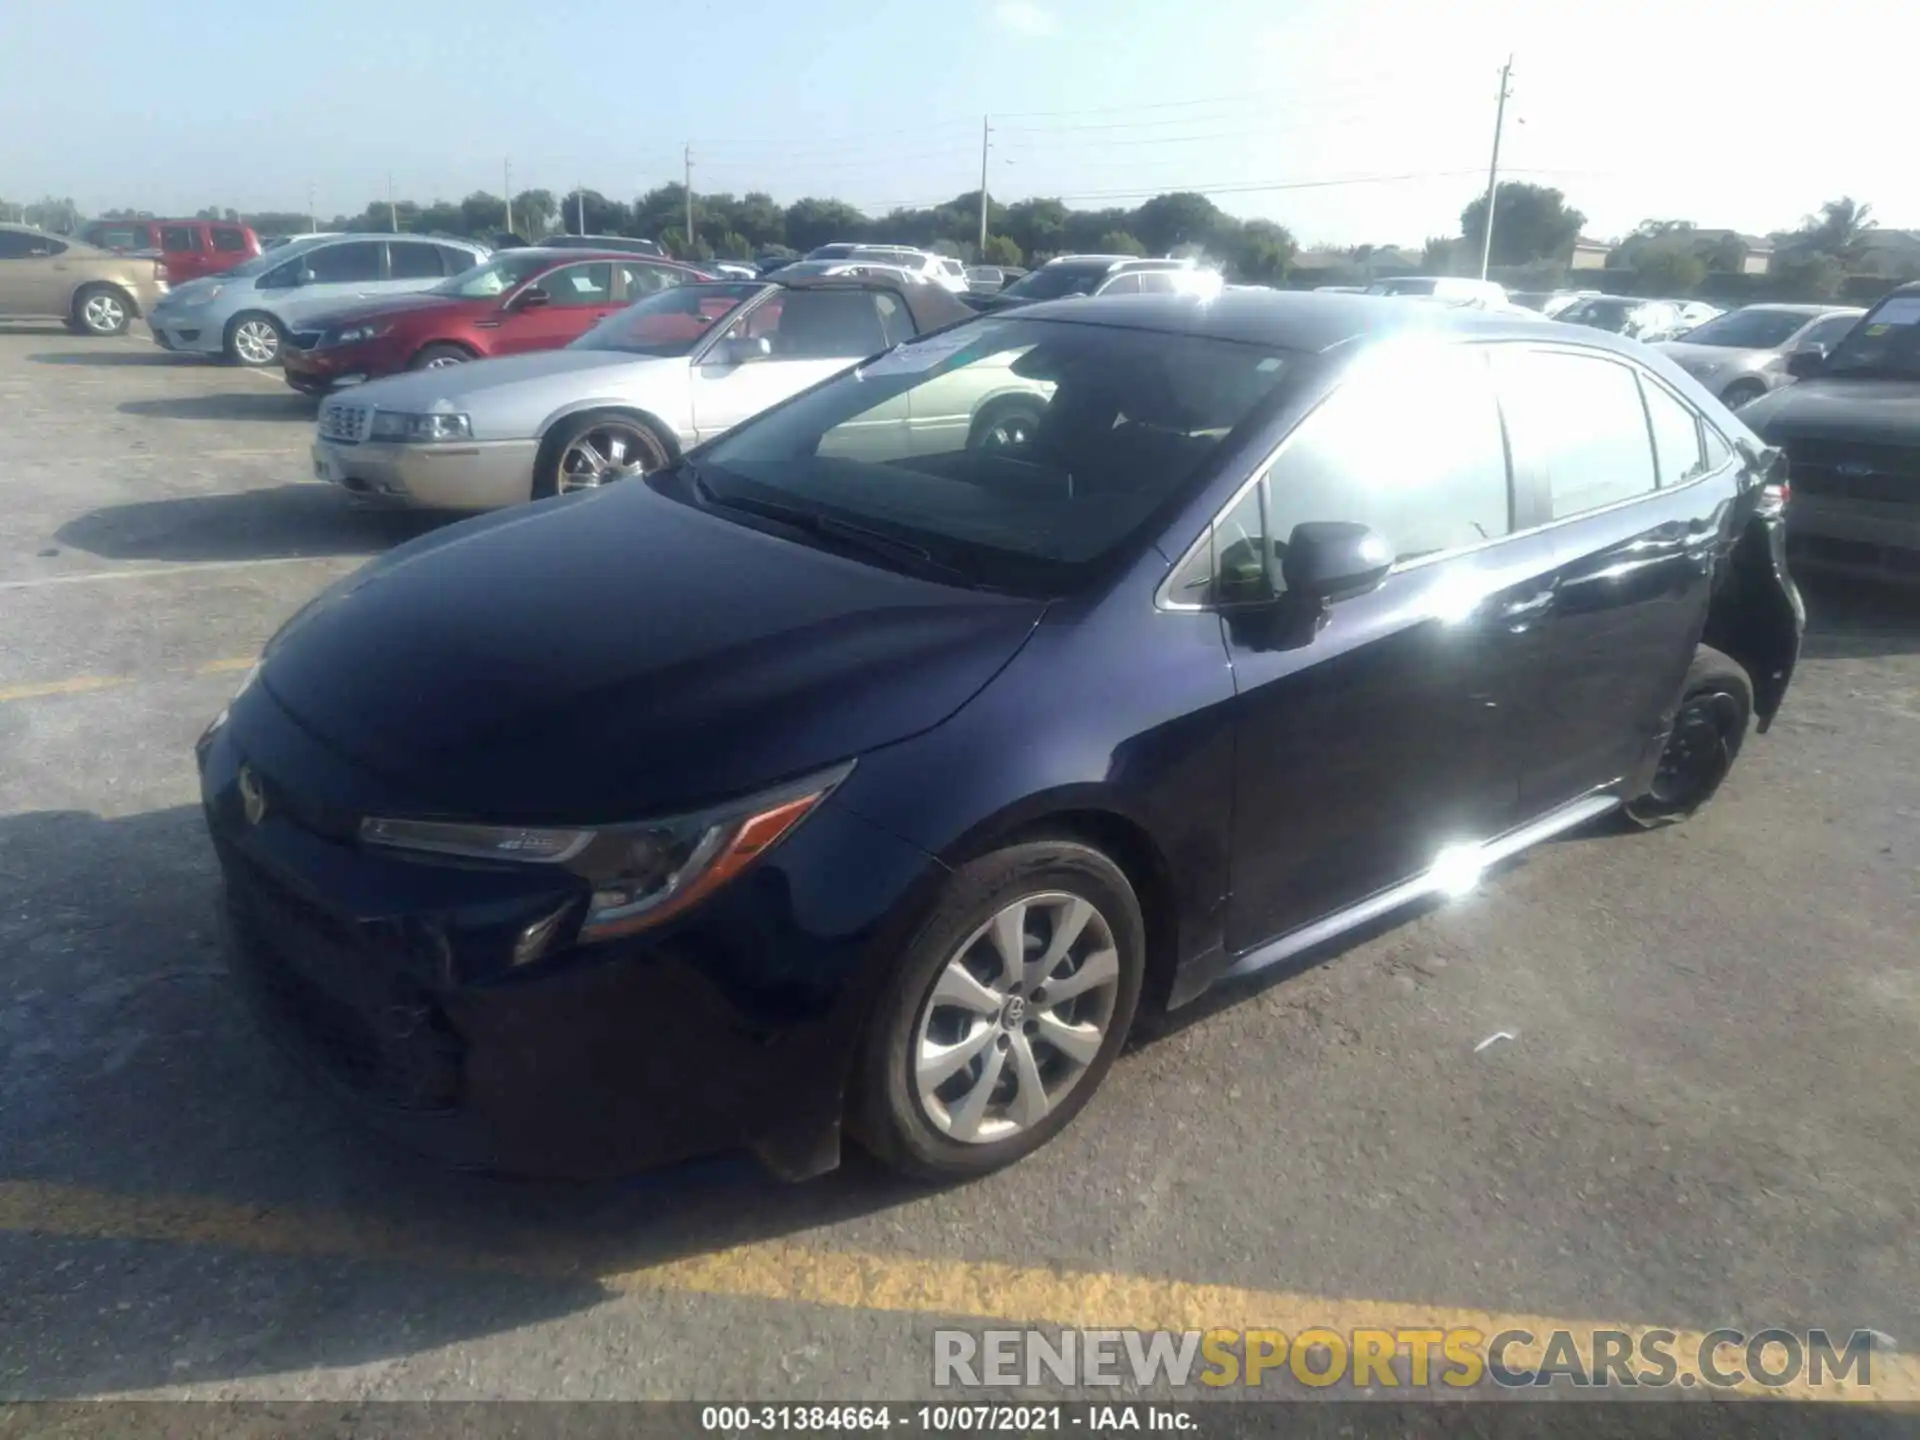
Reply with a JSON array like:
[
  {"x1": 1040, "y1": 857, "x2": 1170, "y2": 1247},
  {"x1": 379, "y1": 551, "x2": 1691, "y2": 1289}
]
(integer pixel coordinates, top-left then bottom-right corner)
[
  {"x1": 224, "y1": 312, "x2": 284, "y2": 367},
  {"x1": 966, "y1": 395, "x2": 1046, "y2": 452},
  {"x1": 70, "y1": 284, "x2": 133, "y2": 336},
  {"x1": 409, "y1": 342, "x2": 474, "y2": 371},
  {"x1": 1623, "y1": 645, "x2": 1753, "y2": 828},
  {"x1": 1721, "y1": 379, "x2": 1766, "y2": 410},
  {"x1": 849, "y1": 840, "x2": 1145, "y2": 1182},
  {"x1": 532, "y1": 410, "x2": 674, "y2": 501}
]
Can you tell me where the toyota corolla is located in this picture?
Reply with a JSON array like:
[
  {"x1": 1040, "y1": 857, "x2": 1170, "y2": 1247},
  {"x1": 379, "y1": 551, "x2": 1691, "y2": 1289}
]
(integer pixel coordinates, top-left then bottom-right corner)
[{"x1": 200, "y1": 291, "x2": 1802, "y2": 1182}]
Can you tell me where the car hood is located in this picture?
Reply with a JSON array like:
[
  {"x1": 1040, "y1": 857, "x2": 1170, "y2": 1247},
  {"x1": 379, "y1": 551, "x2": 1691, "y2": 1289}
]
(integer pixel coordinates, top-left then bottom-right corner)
[
  {"x1": 1659, "y1": 341, "x2": 1770, "y2": 373},
  {"x1": 257, "y1": 482, "x2": 1045, "y2": 821},
  {"x1": 342, "y1": 347, "x2": 670, "y2": 413},
  {"x1": 1738, "y1": 376, "x2": 1920, "y2": 447}
]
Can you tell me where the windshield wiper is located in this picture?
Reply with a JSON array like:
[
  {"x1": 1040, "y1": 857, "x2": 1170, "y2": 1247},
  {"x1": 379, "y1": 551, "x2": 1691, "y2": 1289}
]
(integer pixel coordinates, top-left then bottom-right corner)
[{"x1": 686, "y1": 467, "x2": 979, "y2": 586}]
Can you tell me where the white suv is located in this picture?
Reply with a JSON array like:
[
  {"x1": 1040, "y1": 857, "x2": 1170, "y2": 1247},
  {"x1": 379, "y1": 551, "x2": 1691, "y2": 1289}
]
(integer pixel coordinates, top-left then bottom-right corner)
[
  {"x1": 805, "y1": 243, "x2": 970, "y2": 294},
  {"x1": 147, "y1": 233, "x2": 491, "y2": 366}
]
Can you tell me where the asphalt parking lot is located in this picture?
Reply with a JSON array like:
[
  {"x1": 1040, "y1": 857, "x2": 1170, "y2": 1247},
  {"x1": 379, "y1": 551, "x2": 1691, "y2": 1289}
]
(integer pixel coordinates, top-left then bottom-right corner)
[{"x1": 1, "y1": 323, "x2": 1916, "y2": 1407}]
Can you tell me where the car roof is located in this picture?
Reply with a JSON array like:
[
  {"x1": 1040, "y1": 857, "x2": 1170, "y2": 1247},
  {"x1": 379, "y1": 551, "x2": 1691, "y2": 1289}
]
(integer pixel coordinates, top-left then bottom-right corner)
[
  {"x1": 772, "y1": 270, "x2": 975, "y2": 331},
  {"x1": 1014, "y1": 288, "x2": 1625, "y2": 357}
]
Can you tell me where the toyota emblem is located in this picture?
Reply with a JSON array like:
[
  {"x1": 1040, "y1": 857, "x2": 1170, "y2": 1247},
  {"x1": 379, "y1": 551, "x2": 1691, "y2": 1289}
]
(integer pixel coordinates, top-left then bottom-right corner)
[{"x1": 238, "y1": 765, "x2": 267, "y2": 826}]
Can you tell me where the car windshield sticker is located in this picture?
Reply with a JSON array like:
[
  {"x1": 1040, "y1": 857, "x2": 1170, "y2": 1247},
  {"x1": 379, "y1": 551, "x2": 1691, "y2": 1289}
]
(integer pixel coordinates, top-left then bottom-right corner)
[
  {"x1": 569, "y1": 274, "x2": 600, "y2": 293},
  {"x1": 857, "y1": 329, "x2": 984, "y2": 379}
]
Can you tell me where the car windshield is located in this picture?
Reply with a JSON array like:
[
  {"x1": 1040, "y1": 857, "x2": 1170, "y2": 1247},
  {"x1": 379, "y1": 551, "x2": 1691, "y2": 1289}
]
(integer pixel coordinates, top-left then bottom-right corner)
[
  {"x1": 999, "y1": 265, "x2": 1109, "y2": 301},
  {"x1": 568, "y1": 282, "x2": 764, "y2": 357},
  {"x1": 690, "y1": 317, "x2": 1295, "y2": 595},
  {"x1": 1822, "y1": 294, "x2": 1920, "y2": 380},
  {"x1": 1365, "y1": 278, "x2": 1438, "y2": 296},
  {"x1": 434, "y1": 252, "x2": 557, "y2": 298},
  {"x1": 1675, "y1": 310, "x2": 1808, "y2": 349}
]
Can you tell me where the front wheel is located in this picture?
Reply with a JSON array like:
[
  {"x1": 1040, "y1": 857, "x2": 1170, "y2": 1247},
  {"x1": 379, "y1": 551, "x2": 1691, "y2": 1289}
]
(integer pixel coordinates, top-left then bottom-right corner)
[
  {"x1": 1624, "y1": 644, "x2": 1753, "y2": 828},
  {"x1": 967, "y1": 395, "x2": 1046, "y2": 453},
  {"x1": 532, "y1": 411, "x2": 673, "y2": 500},
  {"x1": 225, "y1": 312, "x2": 284, "y2": 366},
  {"x1": 1721, "y1": 379, "x2": 1766, "y2": 410},
  {"x1": 850, "y1": 841, "x2": 1144, "y2": 1181},
  {"x1": 409, "y1": 342, "x2": 473, "y2": 371}
]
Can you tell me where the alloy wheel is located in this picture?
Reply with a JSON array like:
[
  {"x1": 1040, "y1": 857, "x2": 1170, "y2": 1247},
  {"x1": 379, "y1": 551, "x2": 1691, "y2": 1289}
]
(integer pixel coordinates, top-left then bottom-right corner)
[
  {"x1": 557, "y1": 423, "x2": 664, "y2": 494},
  {"x1": 423, "y1": 355, "x2": 465, "y2": 369},
  {"x1": 233, "y1": 319, "x2": 279, "y2": 365},
  {"x1": 913, "y1": 892, "x2": 1121, "y2": 1144},
  {"x1": 81, "y1": 293, "x2": 127, "y2": 334},
  {"x1": 974, "y1": 410, "x2": 1037, "y2": 451}
]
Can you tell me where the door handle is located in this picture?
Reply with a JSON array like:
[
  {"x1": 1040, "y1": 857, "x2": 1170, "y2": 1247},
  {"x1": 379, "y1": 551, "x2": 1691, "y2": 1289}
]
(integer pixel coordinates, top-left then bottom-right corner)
[{"x1": 1495, "y1": 588, "x2": 1556, "y2": 629}]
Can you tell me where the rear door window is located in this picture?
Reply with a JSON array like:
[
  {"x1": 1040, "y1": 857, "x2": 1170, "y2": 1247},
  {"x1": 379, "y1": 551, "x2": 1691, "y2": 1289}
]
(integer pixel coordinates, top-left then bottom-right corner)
[
  {"x1": 387, "y1": 242, "x2": 446, "y2": 280},
  {"x1": 1640, "y1": 377, "x2": 1706, "y2": 487},
  {"x1": 211, "y1": 226, "x2": 251, "y2": 252},
  {"x1": 1494, "y1": 349, "x2": 1658, "y2": 519},
  {"x1": 160, "y1": 224, "x2": 200, "y2": 253},
  {"x1": 437, "y1": 245, "x2": 479, "y2": 275},
  {"x1": 1100, "y1": 273, "x2": 1142, "y2": 295},
  {"x1": 542, "y1": 262, "x2": 614, "y2": 305},
  {"x1": 1135, "y1": 271, "x2": 1180, "y2": 293}
]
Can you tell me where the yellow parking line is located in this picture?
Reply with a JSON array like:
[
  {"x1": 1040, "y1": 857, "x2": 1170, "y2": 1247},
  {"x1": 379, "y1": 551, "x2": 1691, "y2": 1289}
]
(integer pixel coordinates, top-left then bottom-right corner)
[
  {"x1": 0, "y1": 1179, "x2": 1912, "y2": 1402},
  {"x1": 0, "y1": 658, "x2": 255, "y2": 704}
]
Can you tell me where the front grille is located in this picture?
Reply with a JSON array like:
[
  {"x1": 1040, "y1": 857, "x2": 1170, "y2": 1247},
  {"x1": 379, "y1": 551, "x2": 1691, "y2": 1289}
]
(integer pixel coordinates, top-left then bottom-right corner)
[
  {"x1": 223, "y1": 847, "x2": 462, "y2": 1113},
  {"x1": 1784, "y1": 438, "x2": 1920, "y2": 506},
  {"x1": 318, "y1": 404, "x2": 370, "y2": 444}
]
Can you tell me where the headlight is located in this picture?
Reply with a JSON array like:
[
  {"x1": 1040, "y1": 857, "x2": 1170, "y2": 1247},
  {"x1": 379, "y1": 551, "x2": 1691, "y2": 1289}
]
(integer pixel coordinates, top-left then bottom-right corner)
[
  {"x1": 332, "y1": 323, "x2": 391, "y2": 346},
  {"x1": 358, "y1": 762, "x2": 852, "y2": 945},
  {"x1": 369, "y1": 411, "x2": 472, "y2": 443},
  {"x1": 180, "y1": 285, "x2": 222, "y2": 307}
]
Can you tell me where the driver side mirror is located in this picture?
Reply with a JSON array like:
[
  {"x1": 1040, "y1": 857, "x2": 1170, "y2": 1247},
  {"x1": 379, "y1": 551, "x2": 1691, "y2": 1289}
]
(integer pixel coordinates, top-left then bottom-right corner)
[
  {"x1": 1280, "y1": 521, "x2": 1395, "y2": 602},
  {"x1": 1786, "y1": 345, "x2": 1827, "y2": 378},
  {"x1": 511, "y1": 286, "x2": 552, "y2": 311},
  {"x1": 709, "y1": 335, "x2": 772, "y2": 366}
]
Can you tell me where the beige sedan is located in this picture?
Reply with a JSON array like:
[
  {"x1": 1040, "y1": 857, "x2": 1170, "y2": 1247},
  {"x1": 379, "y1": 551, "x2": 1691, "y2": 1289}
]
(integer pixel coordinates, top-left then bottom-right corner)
[{"x1": 0, "y1": 223, "x2": 168, "y2": 336}]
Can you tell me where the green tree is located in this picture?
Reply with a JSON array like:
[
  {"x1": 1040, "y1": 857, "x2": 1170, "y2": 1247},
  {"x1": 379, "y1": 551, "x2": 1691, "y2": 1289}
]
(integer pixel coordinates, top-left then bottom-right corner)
[
  {"x1": 1772, "y1": 250, "x2": 1846, "y2": 302},
  {"x1": 1632, "y1": 219, "x2": 1695, "y2": 238},
  {"x1": 731, "y1": 192, "x2": 786, "y2": 248},
  {"x1": 1132, "y1": 191, "x2": 1224, "y2": 254},
  {"x1": 1422, "y1": 236, "x2": 1460, "y2": 272},
  {"x1": 1797, "y1": 196, "x2": 1874, "y2": 260},
  {"x1": 1460, "y1": 183, "x2": 1585, "y2": 267},
  {"x1": 783, "y1": 197, "x2": 868, "y2": 253},
  {"x1": 559, "y1": 189, "x2": 631, "y2": 236},
  {"x1": 1097, "y1": 230, "x2": 1146, "y2": 257},
  {"x1": 981, "y1": 234, "x2": 1023, "y2": 267},
  {"x1": 1065, "y1": 207, "x2": 1134, "y2": 253},
  {"x1": 1633, "y1": 249, "x2": 1706, "y2": 295},
  {"x1": 1003, "y1": 197, "x2": 1069, "y2": 260},
  {"x1": 1232, "y1": 218, "x2": 1296, "y2": 285},
  {"x1": 512, "y1": 189, "x2": 558, "y2": 235},
  {"x1": 459, "y1": 191, "x2": 508, "y2": 236}
]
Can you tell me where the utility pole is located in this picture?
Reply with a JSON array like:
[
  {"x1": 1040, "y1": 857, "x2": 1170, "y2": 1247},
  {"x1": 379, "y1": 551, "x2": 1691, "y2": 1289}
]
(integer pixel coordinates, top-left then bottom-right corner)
[
  {"x1": 576, "y1": 184, "x2": 586, "y2": 236},
  {"x1": 306, "y1": 182, "x2": 316, "y2": 236},
  {"x1": 1477, "y1": 55, "x2": 1514, "y2": 281},
  {"x1": 977, "y1": 115, "x2": 991, "y2": 256},
  {"x1": 684, "y1": 143, "x2": 695, "y2": 256},
  {"x1": 387, "y1": 172, "x2": 397, "y2": 232},
  {"x1": 503, "y1": 158, "x2": 513, "y2": 236}
]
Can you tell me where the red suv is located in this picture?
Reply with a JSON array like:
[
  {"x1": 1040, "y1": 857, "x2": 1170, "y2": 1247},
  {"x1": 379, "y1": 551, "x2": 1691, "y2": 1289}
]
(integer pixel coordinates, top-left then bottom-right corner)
[
  {"x1": 79, "y1": 218, "x2": 261, "y2": 284},
  {"x1": 280, "y1": 248, "x2": 712, "y2": 394}
]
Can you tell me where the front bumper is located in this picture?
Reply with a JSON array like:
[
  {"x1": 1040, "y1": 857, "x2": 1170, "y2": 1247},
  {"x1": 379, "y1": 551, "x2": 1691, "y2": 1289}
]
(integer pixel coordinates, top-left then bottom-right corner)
[
  {"x1": 283, "y1": 340, "x2": 396, "y2": 394},
  {"x1": 311, "y1": 435, "x2": 539, "y2": 511},
  {"x1": 1786, "y1": 496, "x2": 1920, "y2": 582},
  {"x1": 147, "y1": 311, "x2": 222, "y2": 355},
  {"x1": 197, "y1": 691, "x2": 942, "y2": 1180}
]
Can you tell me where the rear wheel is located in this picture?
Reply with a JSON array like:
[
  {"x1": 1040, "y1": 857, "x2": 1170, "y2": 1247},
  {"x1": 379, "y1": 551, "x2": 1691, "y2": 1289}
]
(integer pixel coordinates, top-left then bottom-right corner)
[
  {"x1": 1624, "y1": 645, "x2": 1753, "y2": 827},
  {"x1": 1721, "y1": 379, "x2": 1766, "y2": 410},
  {"x1": 850, "y1": 841, "x2": 1144, "y2": 1181},
  {"x1": 224, "y1": 312, "x2": 283, "y2": 366},
  {"x1": 70, "y1": 284, "x2": 132, "y2": 336},
  {"x1": 409, "y1": 342, "x2": 473, "y2": 371},
  {"x1": 532, "y1": 411, "x2": 673, "y2": 500}
]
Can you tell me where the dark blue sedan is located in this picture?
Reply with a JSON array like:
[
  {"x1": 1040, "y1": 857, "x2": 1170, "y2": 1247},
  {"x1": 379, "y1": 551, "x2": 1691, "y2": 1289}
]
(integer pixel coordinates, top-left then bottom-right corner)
[{"x1": 197, "y1": 290, "x2": 1803, "y2": 1181}]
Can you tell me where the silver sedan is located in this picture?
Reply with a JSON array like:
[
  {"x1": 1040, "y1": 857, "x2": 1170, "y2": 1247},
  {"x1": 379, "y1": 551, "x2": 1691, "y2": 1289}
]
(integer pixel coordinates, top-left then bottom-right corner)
[
  {"x1": 309, "y1": 277, "x2": 1043, "y2": 511},
  {"x1": 1656, "y1": 304, "x2": 1864, "y2": 409}
]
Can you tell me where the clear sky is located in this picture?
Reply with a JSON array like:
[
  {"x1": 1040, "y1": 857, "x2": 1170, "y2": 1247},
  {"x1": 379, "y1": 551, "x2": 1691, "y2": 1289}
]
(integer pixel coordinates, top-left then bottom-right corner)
[{"x1": 1, "y1": 0, "x2": 1909, "y2": 246}]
